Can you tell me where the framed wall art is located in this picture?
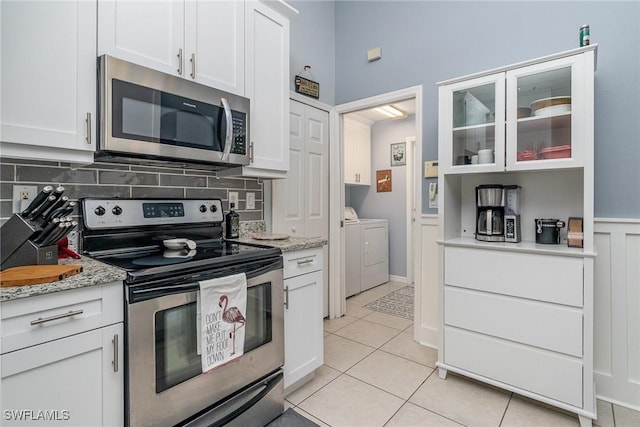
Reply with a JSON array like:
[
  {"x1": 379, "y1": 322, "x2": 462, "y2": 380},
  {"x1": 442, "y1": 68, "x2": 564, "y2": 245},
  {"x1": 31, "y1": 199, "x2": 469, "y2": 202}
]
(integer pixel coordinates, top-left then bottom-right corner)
[
  {"x1": 376, "y1": 169, "x2": 392, "y2": 192},
  {"x1": 390, "y1": 142, "x2": 406, "y2": 166}
]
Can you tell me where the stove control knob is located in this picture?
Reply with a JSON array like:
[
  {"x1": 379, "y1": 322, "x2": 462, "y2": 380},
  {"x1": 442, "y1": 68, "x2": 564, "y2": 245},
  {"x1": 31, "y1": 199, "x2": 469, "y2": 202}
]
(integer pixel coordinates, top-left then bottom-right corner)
[
  {"x1": 94, "y1": 206, "x2": 106, "y2": 216},
  {"x1": 210, "y1": 205, "x2": 218, "y2": 213},
  {"x1": 199, "y1": 204, "x2": 207, "y2": 213},
  {"x1": 112, "y1": 206, "x2": 123, "y2": 216}
]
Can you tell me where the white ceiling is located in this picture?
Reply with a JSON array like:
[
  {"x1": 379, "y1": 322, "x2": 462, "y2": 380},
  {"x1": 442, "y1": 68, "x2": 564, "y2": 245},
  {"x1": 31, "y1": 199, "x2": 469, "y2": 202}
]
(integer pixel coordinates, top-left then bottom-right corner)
[{"x1": 346, "y1": 99, "x2": 416, "y2": 123}]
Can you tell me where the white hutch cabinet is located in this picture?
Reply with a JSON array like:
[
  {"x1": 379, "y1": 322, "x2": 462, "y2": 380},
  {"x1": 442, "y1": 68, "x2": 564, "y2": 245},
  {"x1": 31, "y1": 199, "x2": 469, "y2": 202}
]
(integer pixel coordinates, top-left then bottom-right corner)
[{"x1": 437, "y1": 46, "x2": 597, "y2": 427}]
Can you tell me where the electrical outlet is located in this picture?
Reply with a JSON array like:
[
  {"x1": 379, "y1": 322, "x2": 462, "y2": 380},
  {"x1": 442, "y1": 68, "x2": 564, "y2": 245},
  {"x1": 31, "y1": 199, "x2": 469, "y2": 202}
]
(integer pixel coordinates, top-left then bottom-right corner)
[
  {"x1": 246, "y1": 192, "x2": 255, "y2": 210},
  {"x1": 228, "y1": 192, "x2": 239, "y2": 209},
  {"x1": 12, "y1": 185, "x2": 38, "y2": 213}
]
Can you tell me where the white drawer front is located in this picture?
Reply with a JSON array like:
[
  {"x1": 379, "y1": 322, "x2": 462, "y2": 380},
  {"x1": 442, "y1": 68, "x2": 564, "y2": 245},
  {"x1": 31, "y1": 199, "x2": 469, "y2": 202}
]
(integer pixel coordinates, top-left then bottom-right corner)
[
  {"x1": 1, "y1": 282, "x2": 123, "y2": 354},
  {"x1": 444, "y1": 287, "x2": 583, "y2": 356},
  {"x1": 444, "y1": 247, "x2": 583, "y2": 307},
  {"x1": 283, "y1": 247, "x2": 323, "y2": 279},
  {"x1": 444, "y1": 327, "x2": 583, "y2": 407}
]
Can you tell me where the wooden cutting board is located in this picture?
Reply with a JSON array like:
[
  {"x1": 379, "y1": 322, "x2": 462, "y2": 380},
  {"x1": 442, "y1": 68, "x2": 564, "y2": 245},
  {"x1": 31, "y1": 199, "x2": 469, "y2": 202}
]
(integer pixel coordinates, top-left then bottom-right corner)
[{"x1": 0, "y1": 265, "x2": 83, "y2": 287}]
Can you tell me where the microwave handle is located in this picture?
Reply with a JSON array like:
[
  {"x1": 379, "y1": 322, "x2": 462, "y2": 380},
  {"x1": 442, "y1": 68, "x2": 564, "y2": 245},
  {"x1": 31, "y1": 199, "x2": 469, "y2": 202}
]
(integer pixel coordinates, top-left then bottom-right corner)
[{"x1": 221, "y1": 97, "x2": 233, "y2": 161}]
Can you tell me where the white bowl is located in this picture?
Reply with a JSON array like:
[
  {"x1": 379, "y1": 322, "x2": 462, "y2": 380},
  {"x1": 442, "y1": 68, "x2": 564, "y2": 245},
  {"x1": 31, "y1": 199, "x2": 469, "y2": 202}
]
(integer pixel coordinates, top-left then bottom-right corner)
[
  {"x1": 163, "y1": 238, "x2": 197, "y2": 250},
  {"x1": 533, "y1": 104, "x2": 571, "y2": 117}
]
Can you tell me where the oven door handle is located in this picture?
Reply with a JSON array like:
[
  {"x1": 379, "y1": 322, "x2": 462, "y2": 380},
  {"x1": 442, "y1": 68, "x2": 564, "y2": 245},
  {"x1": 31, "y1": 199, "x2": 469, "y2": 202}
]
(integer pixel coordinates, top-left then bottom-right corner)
[{"x1": 209, "y1": 370, "x2": 283, "y2": 427}]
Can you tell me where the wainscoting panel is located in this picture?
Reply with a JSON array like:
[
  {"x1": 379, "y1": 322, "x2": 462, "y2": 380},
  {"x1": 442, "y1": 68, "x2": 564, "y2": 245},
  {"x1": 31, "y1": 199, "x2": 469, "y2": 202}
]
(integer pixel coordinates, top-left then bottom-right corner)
[
  {"x1": 416, "y1": 215, "x2": 439, "y2": 349},
  {"x1": 594, "y1": 219, "x2": 640, "y2": 410}
]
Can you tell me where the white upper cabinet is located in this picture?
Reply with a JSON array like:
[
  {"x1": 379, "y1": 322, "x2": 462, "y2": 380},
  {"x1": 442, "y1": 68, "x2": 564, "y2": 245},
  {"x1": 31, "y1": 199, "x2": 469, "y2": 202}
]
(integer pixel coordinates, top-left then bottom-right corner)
[
  {"x1": 343, "y1": 116, "x2": 372, "y2": 185},
  {"x1": 0, "y1": 0, "x2": 96, "y2": 164},
  {"x1": 98, "y1": 0, "x2": 245, "y2": 95},
  {"x1": 239, "y1": 1, "x2": 290, "y2": 178},
  {"x1": 439, "y1": 47, "x2": 595, "y2": 174}
]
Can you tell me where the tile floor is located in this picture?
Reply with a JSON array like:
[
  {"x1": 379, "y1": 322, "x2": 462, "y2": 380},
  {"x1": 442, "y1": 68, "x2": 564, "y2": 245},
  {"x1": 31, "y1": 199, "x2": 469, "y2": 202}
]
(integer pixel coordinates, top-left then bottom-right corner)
[{"x1": 284, "y1": 281, "x2": 640, "y2": 427}]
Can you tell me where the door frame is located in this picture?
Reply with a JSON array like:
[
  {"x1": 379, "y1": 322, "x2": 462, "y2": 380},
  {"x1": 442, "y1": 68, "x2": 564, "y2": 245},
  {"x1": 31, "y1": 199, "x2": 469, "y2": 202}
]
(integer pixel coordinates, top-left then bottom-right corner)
[{"x1": 329, "y1": 86, "x2": 423, "y2": 322}]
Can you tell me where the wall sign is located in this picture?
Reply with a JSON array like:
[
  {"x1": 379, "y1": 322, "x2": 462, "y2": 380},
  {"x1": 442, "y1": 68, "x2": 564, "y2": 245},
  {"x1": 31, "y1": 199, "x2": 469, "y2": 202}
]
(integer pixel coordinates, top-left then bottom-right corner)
[
  {"x1": 391, "y1": 142, "x2": 406, "y2": 166},
  {"x1": 295, "y1": 75, "x2": 320, "y2": 99},
  {"x1": 376, "y1": 169, "x2": 392, "y2": 192}
]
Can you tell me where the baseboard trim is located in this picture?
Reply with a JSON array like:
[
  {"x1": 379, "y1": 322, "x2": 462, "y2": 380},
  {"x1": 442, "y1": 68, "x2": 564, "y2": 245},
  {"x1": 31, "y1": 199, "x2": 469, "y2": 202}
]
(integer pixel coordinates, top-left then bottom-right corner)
[{"x1": 389, "y1": 275, "x2": 409, "y2": 284}]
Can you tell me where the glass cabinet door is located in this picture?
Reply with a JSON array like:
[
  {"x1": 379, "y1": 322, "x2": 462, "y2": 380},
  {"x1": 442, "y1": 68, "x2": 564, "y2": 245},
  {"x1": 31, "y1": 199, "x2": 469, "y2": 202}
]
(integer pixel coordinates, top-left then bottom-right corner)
[
  {"x1": 440, "y1": 73, "x2": 505, "y2": 173},
  {"x1": 506, "y1": 54, "x2": 585, "y2": 170}
]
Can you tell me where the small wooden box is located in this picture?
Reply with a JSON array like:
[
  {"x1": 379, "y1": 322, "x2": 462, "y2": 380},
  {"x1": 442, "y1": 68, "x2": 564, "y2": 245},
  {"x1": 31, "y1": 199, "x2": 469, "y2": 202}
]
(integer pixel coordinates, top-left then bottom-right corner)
[{"x1": 567, "y1": 217, "x2": 583, "y2": 248}]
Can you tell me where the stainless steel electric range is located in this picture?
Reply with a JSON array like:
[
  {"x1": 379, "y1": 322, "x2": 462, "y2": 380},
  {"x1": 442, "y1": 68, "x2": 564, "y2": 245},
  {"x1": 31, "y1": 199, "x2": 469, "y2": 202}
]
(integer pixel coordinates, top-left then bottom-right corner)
[{"x1": 81, "y1": 198, "x2": 284, "y2": 427}]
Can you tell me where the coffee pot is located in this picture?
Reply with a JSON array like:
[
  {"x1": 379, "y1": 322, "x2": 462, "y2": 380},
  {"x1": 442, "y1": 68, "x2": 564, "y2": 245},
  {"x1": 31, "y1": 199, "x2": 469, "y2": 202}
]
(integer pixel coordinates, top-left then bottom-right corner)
[{"x1": 475, "y1": 185, "x2": 505, "y2": 242}]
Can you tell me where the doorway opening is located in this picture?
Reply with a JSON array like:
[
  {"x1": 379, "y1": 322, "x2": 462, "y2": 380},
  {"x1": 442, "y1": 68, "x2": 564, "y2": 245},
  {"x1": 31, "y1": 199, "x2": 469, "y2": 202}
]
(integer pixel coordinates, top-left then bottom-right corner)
[{"x1": 328, "y1": 86, "x2": 423, "y2": 334}]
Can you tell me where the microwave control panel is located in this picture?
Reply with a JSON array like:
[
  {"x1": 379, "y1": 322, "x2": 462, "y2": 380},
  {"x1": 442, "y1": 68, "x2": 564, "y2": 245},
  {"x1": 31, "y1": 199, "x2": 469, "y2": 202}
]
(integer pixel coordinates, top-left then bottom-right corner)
[{"x1": 231, "y1": 111, "x2": 247, "y2": 155}]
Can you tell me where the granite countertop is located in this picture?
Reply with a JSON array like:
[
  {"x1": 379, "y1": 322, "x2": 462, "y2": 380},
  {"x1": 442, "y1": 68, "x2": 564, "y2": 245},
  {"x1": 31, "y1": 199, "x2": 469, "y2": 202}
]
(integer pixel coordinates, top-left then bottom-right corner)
[
  {"x1": 236, "y1": 220, "x2": 327, "y2": 252},
  {"x1": 1, "y1": 256, "x2": 126, "y2": 302},
  {"x1": 234, "y1": 235, "x2": 327, "y2": 252}
]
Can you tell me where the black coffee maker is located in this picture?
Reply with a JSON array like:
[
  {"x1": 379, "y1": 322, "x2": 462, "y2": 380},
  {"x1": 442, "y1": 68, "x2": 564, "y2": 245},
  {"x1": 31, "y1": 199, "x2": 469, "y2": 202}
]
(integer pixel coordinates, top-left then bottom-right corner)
[{"x1": 475, "y1": 184, "x2": 505, "y2": 242}]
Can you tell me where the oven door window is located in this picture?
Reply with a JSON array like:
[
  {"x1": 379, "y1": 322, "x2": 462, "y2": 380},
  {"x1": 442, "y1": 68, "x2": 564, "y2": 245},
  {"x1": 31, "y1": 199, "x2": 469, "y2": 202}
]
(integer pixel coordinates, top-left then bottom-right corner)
[
  {"x1": 155, "y1": 282, "x2": 273, "y2": 393},
  {"x1": 112, "y1": 79, "x2": 225, "y2": 151}
]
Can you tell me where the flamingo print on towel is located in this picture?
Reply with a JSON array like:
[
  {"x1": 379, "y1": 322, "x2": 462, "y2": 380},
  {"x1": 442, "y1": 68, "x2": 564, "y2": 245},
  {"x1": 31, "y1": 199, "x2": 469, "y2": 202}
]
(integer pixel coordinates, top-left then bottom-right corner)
[{"x1": 219, "y1": 295, "x2": 246, "y2": 355}]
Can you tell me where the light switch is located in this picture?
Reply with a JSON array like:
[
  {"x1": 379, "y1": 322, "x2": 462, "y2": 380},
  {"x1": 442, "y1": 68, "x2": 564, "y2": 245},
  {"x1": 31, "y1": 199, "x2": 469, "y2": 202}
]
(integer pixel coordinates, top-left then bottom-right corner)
[{"x1": 246, "y1": 192, "x2": 255, "y2": 210}]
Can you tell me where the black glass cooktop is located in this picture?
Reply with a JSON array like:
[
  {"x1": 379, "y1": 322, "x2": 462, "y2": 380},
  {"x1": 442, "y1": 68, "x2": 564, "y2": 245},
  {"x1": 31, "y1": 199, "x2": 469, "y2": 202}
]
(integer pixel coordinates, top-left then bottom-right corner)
[{"x1": 94, "y1": 240, "x2": 280, "y2": 273}]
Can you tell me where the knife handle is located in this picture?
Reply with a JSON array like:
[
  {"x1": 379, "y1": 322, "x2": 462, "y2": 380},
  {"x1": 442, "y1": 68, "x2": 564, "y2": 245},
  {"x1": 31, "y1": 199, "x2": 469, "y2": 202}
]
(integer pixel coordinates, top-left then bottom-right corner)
[
  {"x1": 27, "y1": 195, "x2": 57, "y2": 220},
  {"x1": 21, "y1": 186, "x2": 53, "y2": 217},
  {"x1": 32, "y1": 218, "x2": 61, "y2": 244},
  {"x1": 39, "y1": 196, "x2": 69, "y2": 225}
]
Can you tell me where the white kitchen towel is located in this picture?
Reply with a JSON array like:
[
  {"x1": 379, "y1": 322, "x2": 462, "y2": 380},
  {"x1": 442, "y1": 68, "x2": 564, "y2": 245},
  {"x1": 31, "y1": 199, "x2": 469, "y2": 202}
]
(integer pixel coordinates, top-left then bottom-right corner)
[{"x1": 198, "y1": 273, "x2": 247, "y2": 373}]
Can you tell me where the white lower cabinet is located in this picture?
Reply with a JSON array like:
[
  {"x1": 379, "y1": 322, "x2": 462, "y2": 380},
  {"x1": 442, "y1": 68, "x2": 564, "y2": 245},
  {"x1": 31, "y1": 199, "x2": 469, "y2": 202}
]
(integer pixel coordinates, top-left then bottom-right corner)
[
  {"x1": 283, "y1": 248, "x2": 323, "y2": 391},
  {"x1": 439, "y1": 245, "x2": 594, "y2": 425},
  {"x1": 1, "y1": 282, "x2": 124, "y2": 427}
]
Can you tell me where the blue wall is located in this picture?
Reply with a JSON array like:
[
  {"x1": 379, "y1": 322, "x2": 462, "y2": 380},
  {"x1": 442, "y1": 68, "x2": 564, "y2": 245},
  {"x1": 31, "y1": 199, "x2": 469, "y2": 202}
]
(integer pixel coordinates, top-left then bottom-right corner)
[{"x1": 334, "y1": 1, "x2": 640, "y2": 218}]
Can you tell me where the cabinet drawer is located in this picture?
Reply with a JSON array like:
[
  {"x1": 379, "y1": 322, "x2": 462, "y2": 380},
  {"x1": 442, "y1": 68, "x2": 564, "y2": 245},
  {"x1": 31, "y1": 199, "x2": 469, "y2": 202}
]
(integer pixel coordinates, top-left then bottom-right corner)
[
  {"x1": 444, "y1": 326, "x2": 583, "y2": 407},
  {"x1": 444, "y1": 287, "x2": 583, "y2": 356},
  {"x1": 283, "y1": 248, "x2": 322, "y2": 279},
  {"x1": 444, "y1": 247, "x2": 583, "y2": 307},
  {"x1": 1, "y1": 282, "x2": 123, "y2": 354}
]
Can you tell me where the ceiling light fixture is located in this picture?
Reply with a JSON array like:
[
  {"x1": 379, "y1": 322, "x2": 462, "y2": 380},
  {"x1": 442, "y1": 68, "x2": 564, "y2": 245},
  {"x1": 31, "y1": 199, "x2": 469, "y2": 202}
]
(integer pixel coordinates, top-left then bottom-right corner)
[{"x1": 374, "y1": 105, "x2": 406, "y2": 119}]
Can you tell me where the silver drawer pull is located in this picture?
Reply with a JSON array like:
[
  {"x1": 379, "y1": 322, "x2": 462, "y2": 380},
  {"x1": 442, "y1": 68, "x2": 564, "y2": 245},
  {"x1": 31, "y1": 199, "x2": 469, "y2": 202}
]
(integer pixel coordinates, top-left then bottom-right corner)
[
  {"x1": 112, "y1": 334, "x2": 119, "y2": 373},
  {"x1": 284, "y1": 286, "x2": 289, "y2": 310},
  {"x1": 297, "y1": 258, "x2": 314, "y2": 265},
  {"x1": 30, "y1": 309, "x2": 84, "y2": 325}
]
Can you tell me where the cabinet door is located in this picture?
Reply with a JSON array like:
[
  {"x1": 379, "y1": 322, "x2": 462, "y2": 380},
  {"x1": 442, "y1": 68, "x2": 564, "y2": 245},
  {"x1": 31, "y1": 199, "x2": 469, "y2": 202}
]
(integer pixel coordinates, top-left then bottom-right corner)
[
  {"x1": 244, "y1": 1, "x2": 290, "y2": 175},
  {"x1": 439, "y1": 73, "x2": 506, "y2": 174},
  {"x1": 184, "y1": 0, "x2": 244, "y2": 94},
  {"x1": 98, "y1": 0, "x2": 184, "y2": 76},
  {"x1": 361, "y1": 223, "x2": 389, "y2": 291},
  {"x1": 0, "y1": 0, "x2": 96, "y2": 164},
  {"x1": 506, "y1": 53, "x2": 592, "y2": 171},
  {"x1": 284, "y1": 270, "x2": 323, "y2": 389},
  {"x1": 343, "y1": 116, "x2": 372, "y2": 185},
  {"x1": 1, "y1": 324, "x2": 124, "y2": 427}
]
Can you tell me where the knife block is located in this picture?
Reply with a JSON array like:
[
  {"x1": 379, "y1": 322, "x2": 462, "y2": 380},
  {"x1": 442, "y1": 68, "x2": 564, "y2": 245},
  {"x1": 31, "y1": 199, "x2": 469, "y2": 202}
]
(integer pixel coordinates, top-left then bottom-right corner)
[{"x1": 0, "y1": 214, "x2": 57, "y2": 270}]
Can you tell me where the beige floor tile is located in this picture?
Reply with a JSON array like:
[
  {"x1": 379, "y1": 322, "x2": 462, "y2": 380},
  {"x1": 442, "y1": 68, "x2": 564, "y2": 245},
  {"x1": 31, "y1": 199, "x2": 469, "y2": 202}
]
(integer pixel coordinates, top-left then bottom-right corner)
[
  {"x1": 348, "y1": 289, "x2": 389, "y2": 305},
  {"x1": 294, "y1": 408, "x2": 331, "y2": 427},
  {"x1": 298, "y1": 374, "x2": 404, "y2": 427},
  {"x1": 345, "y1": 299, "x2": 374, "y2": 318},
  {"x1": 385, "y1": 402, "x2": 464, "y2": 427},
  {"x1": 403, "y1": 322, "x2": 414, "y2": 332},
  {"x1": 501, "y1": 396, "x2": 579, "y2": 426},
  {"x1": 380, "y1": 331, "x2": 438, "y2": 368},
  {"x1": 285, "y1": 365, "x2": 341, "y2": 406},
  {"x1": 323, "y1": 331, "x2": 329, "y2": 337},
  {"x1": 323, "y1": 315, "x2": 358, "y2": 333},
  {"x1": 613, "y1": 404, "x2": 640, "y2": 427},
  {"x1": 283, "y1": 400, "x2": 295, "y2": 410},
  {"x1": 334, "y1": 318, "x2": 400, "y2": 348},
  {"x1": 323, "y1": 334, "x2": 375, "y2": 372},
  {"x1": 362, "y1": 311, "x2": 413, "y2": 330},
  {"x1": 595, "y1": 399, "x2": 614, "y2": 427},
  {"x1": 346, "y1": 350, "x2": 433, "y2": 399},
  {"x1": 409, "y1": 373, "x2": 510, "y2": 427}
]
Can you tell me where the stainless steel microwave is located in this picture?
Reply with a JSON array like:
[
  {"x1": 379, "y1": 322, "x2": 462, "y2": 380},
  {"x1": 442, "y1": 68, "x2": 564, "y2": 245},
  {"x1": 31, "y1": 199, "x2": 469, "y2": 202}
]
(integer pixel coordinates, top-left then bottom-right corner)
[{"x1": 97, "y1": 55, "x2": 250, "y2": 169}]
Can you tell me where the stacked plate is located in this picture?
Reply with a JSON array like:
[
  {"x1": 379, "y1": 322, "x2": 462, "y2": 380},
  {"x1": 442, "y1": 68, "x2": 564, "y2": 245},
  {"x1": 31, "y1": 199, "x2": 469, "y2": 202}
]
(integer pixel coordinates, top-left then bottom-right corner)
[{"x1": 530, "y1": 96, "x2": 571, "y2": 117}]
